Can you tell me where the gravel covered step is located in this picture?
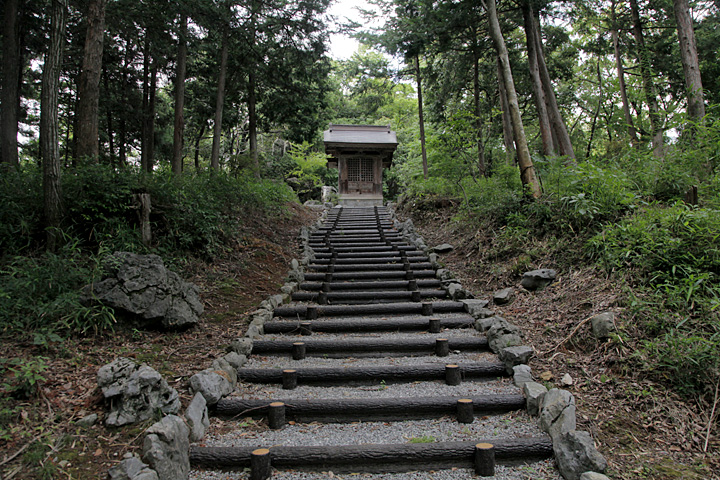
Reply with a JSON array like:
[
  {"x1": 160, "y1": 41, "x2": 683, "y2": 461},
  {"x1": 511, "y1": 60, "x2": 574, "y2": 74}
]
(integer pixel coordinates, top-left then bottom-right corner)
[
  {"x1": 273, "y1": 301, "x2": 465, "y2": 318},
  {"x1": 236, "y1": 361, "x2": 507, "y2": 385},
  {"x1": 251, "y1": 336, "x2": 488, "y2": 356},
  {"x1": 310, "y1": 245, "x2": 416, "y2": 253},
  {"x1": 262, "y1": 314, "x2": 475, "y2": 334},
  {"x1": 313, "y1": 251, "x2": 426, "y2": 259},
  {"x1": 308, "y1": 263, "x2": 435, "y2": 272},
  {"x1": 214, "y1": 394, "x2": 525, "y2": 421},
  {"x1": 190, "y1": 437, "x2": 553, "y2": 473},
  {"x1": 312, "y1": 256, "x2": 430, "y2": 264},
  {"x1": 299, "y1": 279, "x2": 442, "y2": 291},
  {"x1": 291, "y1": 290, "x2": 447, "y2": 303},
  {"x1": 303, "y1": 270, "x2": 436, "y2": 281}
]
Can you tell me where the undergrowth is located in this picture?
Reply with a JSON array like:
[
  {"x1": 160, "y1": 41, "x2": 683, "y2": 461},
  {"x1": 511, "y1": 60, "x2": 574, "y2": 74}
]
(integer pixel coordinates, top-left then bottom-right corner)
[
  {"x1": 396, "y1": 128, "x2": 720, "y2": 403},
  {"x1": 0, "y1": 164, "x2": 298, "y2": 339}
]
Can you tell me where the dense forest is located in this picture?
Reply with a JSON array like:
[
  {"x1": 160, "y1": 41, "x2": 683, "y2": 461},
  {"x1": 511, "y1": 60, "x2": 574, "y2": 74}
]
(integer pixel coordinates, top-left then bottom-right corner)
[{"x1": 1, "y1": 0, "x2": 719, "y2": 477}]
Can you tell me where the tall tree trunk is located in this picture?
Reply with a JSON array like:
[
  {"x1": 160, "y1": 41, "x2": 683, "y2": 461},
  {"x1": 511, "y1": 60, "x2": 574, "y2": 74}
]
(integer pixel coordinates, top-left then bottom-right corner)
[
  {"x1": 194, "y1": 123, "x2": 205, "y2": 171},
  {"x1": 103, "y1": 66, "x2": 114, "y2": 163},
  {"x1": 521, "y1": 2, "x2": 555, "y2": 157},
  {"x1": 629, "y1": 0, "x2": 664, "y2": 153},
  {"x1": 484, "y1": 0, "x2": 541, "y2": 198},
  {"x1": 249, "y1": 70, "x2": 258, "y2": 177},
  {"x1": 610, "y1": 0, "x2": 638, "y2": 145},
  {"x1": 414, "y1": 54, "x2": 428, "y2": 180},
  {"x1": 587, "y1": 61, "x2": 603, "y2": 159},
  {"x1": 673, "y1": 0, "x2": 705, "y2": 123},
  {"x1": 497, "y1": 57, "x2": 516, "y2": 165},
  {"x1": 471, "y1": 43, "x2": 487, "y2": 177},
  {"x1": 75, "y1": 0, "x2": 107, "y2": 163},
  {"x1": 172, "y1": 13, "x2": 188, "y2": 175},
  {"x1": 41, "y1": 0, "x2": 67, "y2": 251},
  {"x1": 141, "y1": 34, "x2": 150, "y2": 171},
  {"x1": 147, "y1": 62, "x2": 157, "y2": 171},
  {"x1": 210, "y1": 26, "x2": 229, "y2": 171},
  {"x1": 528, "y1": 5, "x2": 575, "y2": 161},
  {"x1": 1, "y1": 0, "x2": 20, "y2": 167}
]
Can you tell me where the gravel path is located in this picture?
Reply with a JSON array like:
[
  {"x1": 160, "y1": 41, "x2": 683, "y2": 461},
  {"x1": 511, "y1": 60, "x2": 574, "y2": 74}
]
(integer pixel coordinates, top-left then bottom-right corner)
[
  {"x1": 230, "y1": 377, "x2": 521, "y2": 400},
  {"x1": 243, "y1": 351, "x2": 498, "y2": 369},
  {"x1": 191, "y1": 460, "x2": 562, "y2": 480},
  {"x1": 201, "y1": 411, "x2": 546, "y2": 447}
]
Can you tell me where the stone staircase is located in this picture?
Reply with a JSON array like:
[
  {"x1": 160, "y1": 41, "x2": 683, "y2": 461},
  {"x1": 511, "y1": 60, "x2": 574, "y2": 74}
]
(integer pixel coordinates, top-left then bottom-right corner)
[{"x1": 189, "y1": 206, "x2": 560, "y2": 479}]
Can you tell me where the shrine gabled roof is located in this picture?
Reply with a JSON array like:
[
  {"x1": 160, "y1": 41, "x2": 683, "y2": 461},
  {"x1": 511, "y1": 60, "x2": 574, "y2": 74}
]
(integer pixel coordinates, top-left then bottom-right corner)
[{"x1": 323, "y1": 124, "x2": 398, "y2": 149}]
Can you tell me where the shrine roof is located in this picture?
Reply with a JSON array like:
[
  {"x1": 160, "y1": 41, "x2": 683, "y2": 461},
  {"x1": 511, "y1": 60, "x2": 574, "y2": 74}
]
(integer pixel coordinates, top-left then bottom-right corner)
[{"x1": 323, "y1": 124, "x2": 398, "y2": 148}]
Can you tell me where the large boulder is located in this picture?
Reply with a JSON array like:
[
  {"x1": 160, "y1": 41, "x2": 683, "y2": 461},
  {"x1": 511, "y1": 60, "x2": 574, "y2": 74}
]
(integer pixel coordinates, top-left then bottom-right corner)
[
  {"x1": 97, "y1": 358, "x2": 180, "y2": 427},
  {"x1": 82, "y1": 252, "x2": 203, "y2": 330}
]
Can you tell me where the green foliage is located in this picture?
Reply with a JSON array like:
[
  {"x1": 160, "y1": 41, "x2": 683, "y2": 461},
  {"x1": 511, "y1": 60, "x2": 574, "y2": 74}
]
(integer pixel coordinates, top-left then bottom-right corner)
[
  {"x1": 1, "y1": 356, "x2": 49, "y2": 399},
  {"x1": 590, "y1": 202, "x2": 720, "y2": 395},
  {"x1": 0, "y1": 165, "x2": 298, "y2": 339},
  {"x1": 0, "y1": 241, "x2": 115, "y2": 336},
  {"x1": 286, "y1": 142, "x2": 333, "y2": 202}
]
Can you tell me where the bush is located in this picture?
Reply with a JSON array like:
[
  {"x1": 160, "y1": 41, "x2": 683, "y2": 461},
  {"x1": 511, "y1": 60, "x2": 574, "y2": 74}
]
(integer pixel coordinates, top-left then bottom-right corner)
[
  {"x1": 590, "y1": 202, "x2": 720, "y2": 395},
  {"x1": 0, "y1": 165, "x2": 299, "y2": 338}
]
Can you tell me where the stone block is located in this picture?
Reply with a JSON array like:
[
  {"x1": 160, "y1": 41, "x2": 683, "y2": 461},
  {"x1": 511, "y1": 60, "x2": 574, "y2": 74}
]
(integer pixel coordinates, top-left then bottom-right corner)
[
  {"x1": 460, "y1": 299, "x2": 490, "y2": 317},
  {"x1": 520, "y1": 269, "x2": 557, "y2": 291},
  {"x1": 474, "y1": 316, "x2": 501, "y2": 333},
  {"x1": 591, "y1": 312, "x2": 616, "y2": 339},
  {"x1": 223, "y1": 352, "x2": 247, "y2": 370},
  {"x1": 108, "y1": 455, "x2": 158, "y2": 480},
  {"x1": 432, "y1": 243, "x2": 454, "y2": 254},
  {"x1": 523, "y1": 381, "x2": 547, "y2": 415},
  {"x1": 211, "y1": 357, "x2": 237, "y2": 385},
  {"x1": 539, "y1": 388, "x2": 577, "y2": 439},
  {"x1": 501, "y1": 345, "x2": 534, "y2": 373},
  {"x1": 228, "y1": 338, "x2": 253, "y2": 356},
  {"x1": 580, "y1": 473, "x2": 611, "y2": 480},
  {"x1": 188, "y1": 369, "x2": 234, "y2": 406},
  {"x1": 142, "y1": 415, "x2": 190, "y2": 480},
  {"x1": 493, "y1": 287, "x2": 515, "y2": 305},
  {"x1": 554, "y1": 431, "x2": 608, "y2": 480},
  {"x1": 512, "y1": 364, "x2": 533, "y2": 388},
  {"x1": 185, "y1": 392, "x2": 209, "y2": 442},
  {"x1": 447, "y1": 283, "x2": 468, "y2": 300}
]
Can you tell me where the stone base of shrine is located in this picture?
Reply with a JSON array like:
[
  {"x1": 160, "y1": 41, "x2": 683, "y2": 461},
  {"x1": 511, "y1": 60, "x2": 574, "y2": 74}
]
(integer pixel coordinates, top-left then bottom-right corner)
[{"x1": 338, "y1": 194, "x2": 384, "y2": 207}]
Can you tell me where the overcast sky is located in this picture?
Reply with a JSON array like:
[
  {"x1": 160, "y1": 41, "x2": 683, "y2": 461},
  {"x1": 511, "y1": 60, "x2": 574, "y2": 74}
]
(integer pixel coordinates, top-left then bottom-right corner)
[{"x1": 327, "y1": 0, "x2": 377, "y2": 60}]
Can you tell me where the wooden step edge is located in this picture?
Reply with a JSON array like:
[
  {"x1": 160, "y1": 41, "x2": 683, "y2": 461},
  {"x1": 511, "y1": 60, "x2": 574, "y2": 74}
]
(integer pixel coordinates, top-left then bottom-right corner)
[{"x1": 190, "y1": 437, "x2": 553, "y2": 471}]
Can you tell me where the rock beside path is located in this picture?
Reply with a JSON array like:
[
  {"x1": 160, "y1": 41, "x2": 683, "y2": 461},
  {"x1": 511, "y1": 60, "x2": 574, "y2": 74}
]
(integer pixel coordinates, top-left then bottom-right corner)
[
  {"x1": 521, "y1": 269, "x2": 557, "y2": 291},
  {"x1": 82, "y1": 251, "x2": 203, "y2": 330},
  {"x1": 97, "y1": 357, "x2": 180, "y2": 427}
]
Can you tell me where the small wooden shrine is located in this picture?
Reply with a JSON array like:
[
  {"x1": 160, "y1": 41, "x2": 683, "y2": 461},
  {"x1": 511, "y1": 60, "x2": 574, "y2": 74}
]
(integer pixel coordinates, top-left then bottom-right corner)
[{"x1": 323, "y1": 124, "x2": 398, "y2": 207}]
